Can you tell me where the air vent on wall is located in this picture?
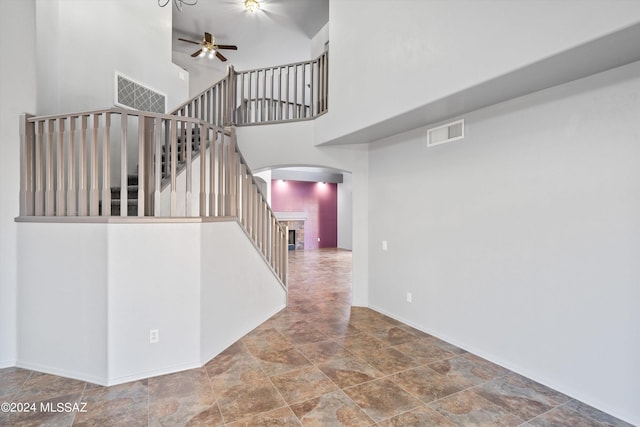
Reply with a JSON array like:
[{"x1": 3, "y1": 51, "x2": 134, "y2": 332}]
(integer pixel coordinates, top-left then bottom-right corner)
[
  {"x1": 115, "y1": 73, "x2": 166, "y2": 114},
  {"x1": 427, "y1": 119, "x2": 464, "y2": 147}
]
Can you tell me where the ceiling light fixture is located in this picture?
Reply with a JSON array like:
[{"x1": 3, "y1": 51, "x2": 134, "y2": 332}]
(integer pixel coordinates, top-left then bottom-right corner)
[
  {"x1": 158, "y1": 0, "x2": 197, "y2": 12},
  {"x1": 244, "y1": 0, "x2": 260, "y2": 13}
]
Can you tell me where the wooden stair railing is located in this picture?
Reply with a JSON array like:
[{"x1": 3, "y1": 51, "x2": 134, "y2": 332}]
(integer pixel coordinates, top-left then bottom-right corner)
[{"x1": 19, "y1": 109, "x2": 288, "y2": 286}]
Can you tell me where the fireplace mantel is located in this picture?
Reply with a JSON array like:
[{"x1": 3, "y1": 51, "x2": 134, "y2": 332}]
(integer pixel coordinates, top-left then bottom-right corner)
[{"x1": 274, "y1": 212, "x2": 308, "y2": 221}]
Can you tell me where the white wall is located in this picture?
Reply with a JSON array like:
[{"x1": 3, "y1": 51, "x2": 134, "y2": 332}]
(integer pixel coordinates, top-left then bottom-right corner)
[
  {"x1": 310, "y1": 22, "x2": 329, "y2": 59},
  {"x1": 36, "y1": 0, "x2": 188, "y2": 114},
  {"x1": 16, "y1": 219, "x2": 285, "y2": 385},
  {"x1": 107, "y1": 223, "x2": 202, "y2": 384},
  {"x1": 236, "y1": 121, "x2": 369, "y2": 305},
  {"x1": 17, "y1": 223, "x2": 108, "y2": 384},
  {"x1": 0, "y1": 0, "x2": 37, "y2": 368},
  {"x1": 200, "y1": 221, "x2": 286, "y2": 362},
  {"x1": 318, "y1": 0, "x2": 640, "y2": 145},
  {"x1": 367, "y1": 61, "x2": 640, "y2": 425},
  {"x1": 337, "y1": 172, "x2": 352, "y2": 250}
]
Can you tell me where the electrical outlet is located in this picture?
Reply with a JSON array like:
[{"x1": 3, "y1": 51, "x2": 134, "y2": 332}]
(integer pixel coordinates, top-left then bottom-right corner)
[
  {"x1": 382, "y1": 240, "x2": 388, "y2": 251},
  {"x1": 406, "y1": 292, "x2": 412, "y2": 303},
  {"x1": 149, "y1": 329, "x2": 159, "y2": 344}
]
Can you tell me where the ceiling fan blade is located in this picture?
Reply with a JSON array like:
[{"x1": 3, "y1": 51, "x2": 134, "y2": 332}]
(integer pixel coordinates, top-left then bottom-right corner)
[
  {"x1": 215, "y1": 51, "x2": 228, "y2": 62},
  {"x1": 204, "y1": 32, "x2": 213, "y2": 43},
  {"x1": 178, "y1": 38, "x2": 200, "y2": 45},
  {"x1": 191, "y1": 49, "x2": 203, "y2": 58},
  {"x1": 215, "y1": 44, "x2": 238, "y2": 50}
]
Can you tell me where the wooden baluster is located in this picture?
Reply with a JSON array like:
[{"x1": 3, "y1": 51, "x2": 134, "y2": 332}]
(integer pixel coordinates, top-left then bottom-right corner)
[
  {"x1": 310, "y1": 60, "x2": 315, "y2": 117},
  {"x1": 239, "y1": 73, "x2": 245, "y2": 124},
  {"x1": 278, "y1": 67, "x2": 283, "y2": 121},
  {"x1": 261, "y1": 69, "x2": 266, "y2": 122},
  {"x1": 154, "y1": 117, "x2": 162, "y2": 217},
  {"x1": 209, "y1": 130, "x2": 216, "y2": 216},
  {"x1": 164, "y1": 118, "x2": 170, "y2": 181},
  {"x1": 44, "y1": 119, "x2": 55, "y2": 215},
  {"x1": 301, "y1": 64, "x2": 307, "y2": 118},
  {"x1": 217, "y1": 133, "x2": 224, "y2": 215},
  {"x1": 170, "y1": 118, "x2": 177, "y2": 216},
  {"x1": 137, "y1": 115, "x2": 145, "y2": 217},
  {"x1": 89, "y1": 114, "x2": 99, "y2": 215},
  {"x1": 119, "y1": 114, "x2": 128, "y2": 217},
  {"x1": 247, "y1": 72, "x2": 252, "y2": 124},
  {"x1": 55, "y1": 117, "x2": 65, "y2": 216},
  {"x1": 185, "y1": 121, "x2": 193, "y2": 216},
  {"x1": 285, "y1": 66, "x2": 290, "y2": 120},
  {"x1": 101, "y1": 114, "x2": 110, "y2": 216},
  {"x1": 19, "y1": 114, "x2": 35, "y2": 216},
  {"x1": 34, "y1": 121, "x2": 44, "y2": 215},
  {"x1": 293, "y1": 65, "x2": 298, "y2": 120},
  {"x1": 206, "y1": 89, "x2": 211, "y2": 124},
  {"x1": 269, "y1": 69, "x2": 275, "y2": 122},
  {"x1": 199, "y1": 124, "x2": 207, "y2": 216}
]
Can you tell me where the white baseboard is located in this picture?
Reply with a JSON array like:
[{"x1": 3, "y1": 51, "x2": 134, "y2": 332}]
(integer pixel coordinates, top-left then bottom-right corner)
[
  {"x1": 0, "y1": 360, "x2": 16, "y2": 369},
  {"x1": 106, "y1": 361, "x2": 202, "y2": 386},
  {"x1": 368, "y1": 304, "x2": 638, "y2": 426},
  {"x1": 16, "y1": 361, "x2": 108, "y2": 386}
]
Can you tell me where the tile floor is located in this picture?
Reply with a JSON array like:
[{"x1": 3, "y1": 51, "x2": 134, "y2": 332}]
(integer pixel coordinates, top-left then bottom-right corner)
[{"x1": 0, "y1": 249, "x2": 634, "y2": 426}]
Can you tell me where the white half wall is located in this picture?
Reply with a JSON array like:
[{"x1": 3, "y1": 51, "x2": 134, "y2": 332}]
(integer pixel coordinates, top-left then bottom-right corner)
[
  {"x1": 107, "y1": 223, "x2": 202, "y2": 384},
  {"x1": 17, "y1": 223, "x2": 108, "y2": 384},
  {"x1": 16, "y1": 219, "x2": 285, "y2": 386},
  {"x1": 367, "y1": 61, "x2": 640, "y2": 425},
  {"x1": 0, "y1": 0, "x2": 36, "y2": 368},
  {"x1": 201, "y1": 221, "x2": 286, "y2": 362}
]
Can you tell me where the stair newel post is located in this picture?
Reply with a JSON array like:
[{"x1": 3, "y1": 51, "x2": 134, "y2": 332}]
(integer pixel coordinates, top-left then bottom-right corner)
[
  {"x1": 185, "y1": 120, "x2": 193, "y2": 216},
  {"x1": 137, "y1": 114, "x2": 145, "y2": 217},
  {"x1": 19, "y1": 114, "x2": 35, "y2": 216},
  {"x1": 89, "y1": 113, "x2": 100, "y2": 216},
  {"x1": 226, "y1": 65, "x2": 235, "y2": 127},
  {"x1": 153, "y1": 117, "x2": 162, "y2": 217},
  {"x1": 44, "y1": 119, "x2": 55, "y2": 216},
  {"x1": 101, "y1": 114, "x2": 111, "y2": 216},
  {"x1": 120, "y1": 113, "x2": 128, "y2": 217},
  {"x1": 170, "y1": 118, "x2": 178, "y2": 216}
]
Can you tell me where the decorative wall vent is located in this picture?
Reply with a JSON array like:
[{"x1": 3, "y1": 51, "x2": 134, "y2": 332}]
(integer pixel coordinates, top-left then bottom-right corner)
[
  {"x1": 427, "y1": 119, "x2": 464, "y2": 147},
  {"x1": 115, "y1": 73, "x2": 166, "y2": 113}
]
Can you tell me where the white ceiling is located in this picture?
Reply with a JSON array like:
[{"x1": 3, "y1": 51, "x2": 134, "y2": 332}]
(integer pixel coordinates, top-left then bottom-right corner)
[{"x1": 172, "y1": 0, "x2": 328, "y2": 71}]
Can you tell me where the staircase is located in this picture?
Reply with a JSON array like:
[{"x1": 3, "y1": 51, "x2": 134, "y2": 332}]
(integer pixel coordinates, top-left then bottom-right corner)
[
  {"x1": 17, "y1": 53, "x2": 330, "y2": 286},
  {"x1": 108, "y1": 175, "x2": 138, "y2": 216}
]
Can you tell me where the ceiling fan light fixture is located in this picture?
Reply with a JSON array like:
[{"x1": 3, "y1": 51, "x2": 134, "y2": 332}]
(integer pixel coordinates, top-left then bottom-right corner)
[
  {"x1": 208, "y1": 51, "x2": 215, "y2": 59},
  {"x1": 244, "y1": 0, "x2": 260, "y2": 13}
]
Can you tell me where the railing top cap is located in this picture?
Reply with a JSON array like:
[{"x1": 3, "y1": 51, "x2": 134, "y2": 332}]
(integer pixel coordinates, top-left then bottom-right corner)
[{"x1": 27, "y1": 108, "x2": 230, "y2": 134}]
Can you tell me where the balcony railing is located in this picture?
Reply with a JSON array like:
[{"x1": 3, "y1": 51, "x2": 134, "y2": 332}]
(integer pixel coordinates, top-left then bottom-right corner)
[{"x1": 172, "y1": 51, "x2": 328, "y2": 127}]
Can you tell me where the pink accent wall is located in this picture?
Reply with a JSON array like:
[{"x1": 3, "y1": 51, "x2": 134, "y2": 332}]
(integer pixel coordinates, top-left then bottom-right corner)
[{"x1": 271, "y1": 180, "x2": 337, "y2": 249}]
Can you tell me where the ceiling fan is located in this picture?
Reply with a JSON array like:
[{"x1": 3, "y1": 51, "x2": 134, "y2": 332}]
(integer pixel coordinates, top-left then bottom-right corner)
[{"x1": 179, "y1": 32, "x2": 238, "y2": 62}]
